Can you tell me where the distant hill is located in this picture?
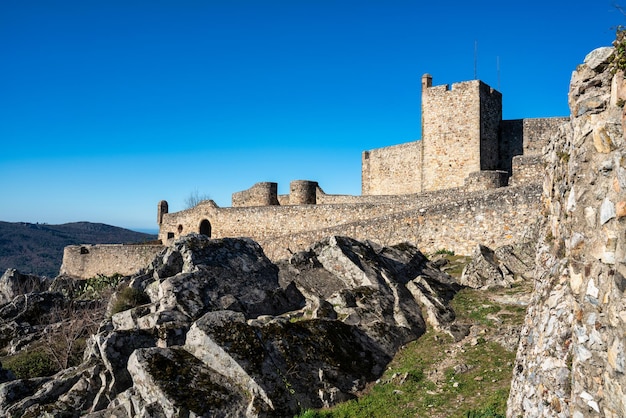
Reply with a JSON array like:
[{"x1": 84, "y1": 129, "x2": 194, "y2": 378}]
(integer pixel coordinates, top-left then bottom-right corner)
[{"x1": 0, "y1": 221, "x2": 158, "y2": 278}]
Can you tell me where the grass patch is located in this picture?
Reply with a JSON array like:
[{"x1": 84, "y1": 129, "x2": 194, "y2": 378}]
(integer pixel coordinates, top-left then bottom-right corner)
[
  {"x1": 110, "y1": 286, "x2": 151, "y2": 315},
  {"x1": 3, "y1": 348, "x2": 58, "y2": 379},
  {"x1": 295, "y1": 280, "x2": 525, "y2": 418},
  {"x1": 451, "y1": 288, "x2": 501, "y2": 326}
]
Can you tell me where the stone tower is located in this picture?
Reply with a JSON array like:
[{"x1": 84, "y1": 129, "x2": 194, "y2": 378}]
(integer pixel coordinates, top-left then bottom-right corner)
[{"x1": 420, "y1": 76, "x2": 502, "y2": 192}]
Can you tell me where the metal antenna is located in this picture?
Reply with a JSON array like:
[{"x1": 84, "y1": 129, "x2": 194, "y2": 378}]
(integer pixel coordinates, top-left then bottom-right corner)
[
  {"x1": 497, "y1": 56, "x2": 500, "y2": 91},
  {"x1": 474, "y1": 41, "x2": 478, "y2": 79}
]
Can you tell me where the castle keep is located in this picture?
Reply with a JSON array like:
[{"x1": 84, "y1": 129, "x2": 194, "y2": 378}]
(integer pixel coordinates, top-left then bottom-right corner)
[
  {"x1": 62, "y1": 75, "x2": 567, "y2": 278},
  {"x1": 362, "y1": 74, "x2": 565, "y2": 195}
]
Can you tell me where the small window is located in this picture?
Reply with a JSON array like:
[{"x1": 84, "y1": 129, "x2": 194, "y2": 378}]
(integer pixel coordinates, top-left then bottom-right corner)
[
  {"x1": 177, "y1": 224, "x2": 183, "y2": 233},
  {"x1": 80, "y1": 246, "x2": 89, "y2": 255},
  {"x1": 167, "y1": 232, "x2": 175, "y2": 239}
]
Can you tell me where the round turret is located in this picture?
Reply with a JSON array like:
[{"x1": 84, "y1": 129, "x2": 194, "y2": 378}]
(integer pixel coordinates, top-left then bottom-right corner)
[{"x1": 289, "y1": 180, "x2": 318, "y2": 205}]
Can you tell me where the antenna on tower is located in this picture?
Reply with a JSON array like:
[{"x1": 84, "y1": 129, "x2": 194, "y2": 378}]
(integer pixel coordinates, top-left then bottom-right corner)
[
  {"x1": 497, "y1": 55, "x2": 500, "y2": 91},
  {"x1": 474, "y1": 41, "x2": 478, "y2": 79}
]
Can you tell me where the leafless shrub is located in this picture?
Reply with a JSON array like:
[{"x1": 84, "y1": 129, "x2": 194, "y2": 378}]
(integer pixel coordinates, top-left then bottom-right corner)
[{"x1": 40, "y1": 300, "x2": 106, "y2": 370}]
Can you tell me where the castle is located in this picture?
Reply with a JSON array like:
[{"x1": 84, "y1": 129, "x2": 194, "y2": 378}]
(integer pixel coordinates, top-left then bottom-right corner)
[{"x1": 61, "y1": 75, "x2": 567, "y2": 278}]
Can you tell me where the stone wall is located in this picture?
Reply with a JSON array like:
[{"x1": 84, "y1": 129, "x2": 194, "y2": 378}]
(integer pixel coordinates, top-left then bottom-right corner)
[
  {"x1": 159, "y1": 199, "x2": 417, "y2": 243},
  {"x1": 257, "y1": 184, "x2": 542, "y2": 261},
  {"x1": 479, "y1": 82, "x2": 503, "y2": 170},
  {"x1": 422, "y1": 80, "x2": 484, "y2": 191},
  {"x1": 232, "y1": 182, "x2": 279, "y2": 207},
  {"x1": 510, "y1": 155, "x2": 544, "y2": 186},
  {"x1": 159, "y1": 179, "x2": 541, "y2": 245},
  {"x1": 361, "y1": 140, "x2": 423, "y2": 195},
  {"x1": 507, "y1": 46, "x2": 626, "y2": 418},
  {"x1": 499, "y1": 117, "x2": 568, "y2": 175},
  {"x1": 60, "y1": 244, "x2": 164, "y2": 279}
]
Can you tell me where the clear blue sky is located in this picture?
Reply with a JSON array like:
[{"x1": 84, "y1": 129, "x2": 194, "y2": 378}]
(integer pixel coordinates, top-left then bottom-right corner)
[{"x1": 0, "y1": 0, "x2": 621, "y2": 231}]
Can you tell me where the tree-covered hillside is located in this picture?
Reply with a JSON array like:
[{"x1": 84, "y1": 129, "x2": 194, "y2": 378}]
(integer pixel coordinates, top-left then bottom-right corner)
[{"x1": 0, "y1": 221, "x2": 157, "y2": 277}]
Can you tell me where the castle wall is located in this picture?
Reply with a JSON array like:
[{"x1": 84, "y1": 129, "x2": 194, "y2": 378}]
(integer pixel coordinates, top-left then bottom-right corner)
[
  {"x1": 361, "y1": 140, "x2": 422, "y2": 195},
  {"x1": 258, "y1": 184, "x2": 542, "y2": 260},
  {"x1": 159, "y1": 200, "x2": 411, "y2": 243},
  {"x1": 463, "y1": 170, "x2": 508, "y2": 192},
  {"x1": 510, "y1": 155, "x2": 544, "y2": 186},
  {"x1": 421, "y1": 81, "x2": 483, "y2": 191},
  {"x1": 232, "y1": 182, "x2": 279, "y2": 207},
  {"x1": 499, "y1": 117, "x2": 568, "y2": 174},
  {"x1": 479, "y1": 83, "x2": 503, "y2": 170},
  {"x1": 60, "y1": 244, "x2": 164, "y2": 279},
  {"x1": 158, "y1": 182, "x2": 522, "y2": 244},
  {"x1": 519, "y1": 117, "x2": 568, "y2": 154}
]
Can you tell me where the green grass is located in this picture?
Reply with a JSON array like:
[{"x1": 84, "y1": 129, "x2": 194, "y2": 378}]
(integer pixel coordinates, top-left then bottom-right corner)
[
  {"x1": 2, "y1": 348, "x2": 58, "y2": 379},
  {"x1": 295, "y1": 284, "x2": 524, "y2": 418},
  {"x1": 110, "y1": 286, "x2": 151, "y2": 315}
]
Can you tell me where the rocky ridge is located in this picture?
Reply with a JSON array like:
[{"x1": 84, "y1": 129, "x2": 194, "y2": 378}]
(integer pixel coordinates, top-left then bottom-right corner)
[{"x1": 0, "y1": 234, "x2": 466, "y2": 417}]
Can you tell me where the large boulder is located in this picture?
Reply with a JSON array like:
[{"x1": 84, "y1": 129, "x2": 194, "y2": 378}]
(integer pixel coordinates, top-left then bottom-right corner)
[
  {"x1": 0, "y1": 269, "x2": 51, "y2": 306},
  {"x1": 0, "y1": 234, "x2": 462, "y2": 417},
  {"x1": 460, "y1": 242, "x2": 536, "y2": 289},
  {"x1": 145, "y1": 235, "x2": 305, "y2": 320}
]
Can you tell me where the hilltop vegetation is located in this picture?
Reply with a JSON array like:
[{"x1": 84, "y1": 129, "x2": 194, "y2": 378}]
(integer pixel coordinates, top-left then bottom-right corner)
[{"x1": 0, "y1": 221, "x2": 157, "y2": 277}]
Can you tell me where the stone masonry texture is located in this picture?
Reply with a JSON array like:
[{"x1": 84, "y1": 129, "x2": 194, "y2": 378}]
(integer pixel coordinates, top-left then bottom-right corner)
[
  {"x1": 507, "y1": 46, "x2": 626, "y2": 418},
  {"x1": 60, "y1": 244, "x2": 164, "y2": 279}
]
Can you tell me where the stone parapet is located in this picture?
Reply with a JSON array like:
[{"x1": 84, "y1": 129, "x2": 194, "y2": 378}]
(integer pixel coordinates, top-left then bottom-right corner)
[
  {"x1": 60, "y1": 244, "x2": 164, "y2": 279},
  {"x1": 232, "y1": 182, "x2": 279, "y2": 207},
  {"x1": 258, "y1": 184, "x2": 542, "y2": 260},
  {"x1": 464, "y1": 170, "x2": 508, "y2": 192}
]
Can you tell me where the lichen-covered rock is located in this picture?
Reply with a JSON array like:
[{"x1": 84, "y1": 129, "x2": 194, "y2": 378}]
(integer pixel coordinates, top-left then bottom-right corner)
[
  {"x1": 126, "y1": 347, "x2": 252, "y2": 417},
  {"x1": 0, "y1": 269, "x2": 51, "y2": 306},
  {"x1": 0, "y1": 234, "x2": 462, "y2": 417},
  {"x1": 145, "y1": 235, "x2": 305, "y2": 320},
  {"x1": 460, "y1": 240, "x2": 537, "y2": 290},
  {"x1": 185, "y1": 309, "x2": 390, "y2": 415},
  {"x1": 460, "y1": 245, "x2": 509, "y2": 289},
  {"x1": 508, "y1": 45, "x2": 626, "y2": 418},
  {"x1": 279, "y1": 236, "x2": 460, "y2": 344}
]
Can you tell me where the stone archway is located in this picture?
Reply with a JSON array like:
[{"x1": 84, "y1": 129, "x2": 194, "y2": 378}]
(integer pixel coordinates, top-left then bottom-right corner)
[{"x1": 199, "y1": 219, "x2": 212, "y2": 237}]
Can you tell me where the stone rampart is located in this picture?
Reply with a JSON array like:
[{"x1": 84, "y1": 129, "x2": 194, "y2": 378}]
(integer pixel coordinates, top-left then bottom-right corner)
[
  {"x1": 159, "y1": 181, "x2": 540, "y2": 244},
  {"x1": 510, "y1": 155, "x2": 544, "y2": 186},
  {"x1": 463, "y1": 170, "x2": 508, "y2": 192},
  {"x1": 60, "y1": 244, "x2": 164, "y2": 279},
  {"x1": 258, "y1": 184, "x2": 542, "y2": 260},
  {"x1": 361, "y1": 140, "x2": 422, "y2": 195},
  {"x1": 422, "y1": 80, "x2": 488, "y2": 191},
  {"x1": 232, "y1": 182, "x2": 279, "y2": 207},
  {"x1": 499, "y1": 117, "x2": 568, "y2": 174},
  {"x1": 159, "y1": 200, "x2": 414, "y2": 243}
]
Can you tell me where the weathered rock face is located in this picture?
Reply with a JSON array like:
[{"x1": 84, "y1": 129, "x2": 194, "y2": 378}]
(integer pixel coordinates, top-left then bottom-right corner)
[
  {"x1": 0, "y1": 269, "x2": 51, "y2": 306},
  {"x1": 507, "y1": 46, "x2": 626, "y2": 417},
  {"x1": 459, "y1": 241, "x2": 536, "y2": 290},
  {"x1": 0, "y1": 234, "x2": 461, "y2": 417}
]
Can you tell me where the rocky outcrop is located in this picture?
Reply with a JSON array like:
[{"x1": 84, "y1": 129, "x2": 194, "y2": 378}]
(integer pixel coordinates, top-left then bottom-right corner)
[
  {"x1": 0, "y1": 234, "x2": 461, "y2": 417},
  {"x1": 459, "y1": 241, "x2": 536, "y2": 290},
  {"x1": 507, "y1": 46, "x2": 626, "y2": 417},
  {"x1": 0, "y1": 269, "x2": 51, "y2": 306}
]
